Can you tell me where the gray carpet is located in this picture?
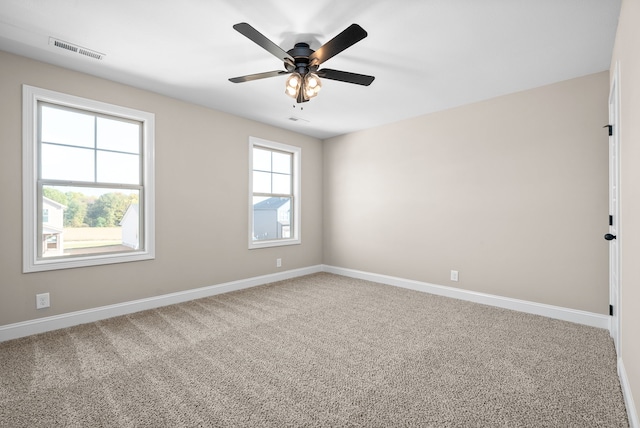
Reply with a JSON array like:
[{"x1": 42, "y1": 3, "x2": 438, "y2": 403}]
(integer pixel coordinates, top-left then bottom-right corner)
[{"x1": 0, "y1": 273, "x2": 629, "y2": 427}]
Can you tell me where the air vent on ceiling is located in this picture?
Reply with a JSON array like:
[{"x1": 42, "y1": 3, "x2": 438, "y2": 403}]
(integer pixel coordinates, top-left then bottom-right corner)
[
  {"x1": 288, "y1": 116, "x2": 309, "y2": 123},
  {"x1": 49, "y1": 37, "x2": 105, "y2": 60}
]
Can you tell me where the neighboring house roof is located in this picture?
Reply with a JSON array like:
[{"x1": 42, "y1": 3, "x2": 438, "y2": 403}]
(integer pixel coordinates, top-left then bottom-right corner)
[
  {"x1": 120, "y1": 203, "x2": 139, "y2": 226},
  {"x1": 42, "y1": 225, "x2": 63, "y2": 234},
  {"x1": 253, "y1": 198, "x2": 289, "y2": 210},
  {"x1": 43, "y1": 196, "x2": 67, "y2": 210}
]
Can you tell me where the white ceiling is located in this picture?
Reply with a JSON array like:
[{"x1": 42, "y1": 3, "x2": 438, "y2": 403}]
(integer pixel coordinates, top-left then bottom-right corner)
[{"x1": 0, "y1": 0, "x2": 621, "y2": 139}]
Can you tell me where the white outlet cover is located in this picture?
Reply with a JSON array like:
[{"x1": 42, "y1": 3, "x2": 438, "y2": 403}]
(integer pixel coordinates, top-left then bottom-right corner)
[
  {"x1": 36, "y1": 292, "x2": 50, "y2": 309},
  {"x1": 450, "y1": 270, "x2": 459, "y2": 282}
]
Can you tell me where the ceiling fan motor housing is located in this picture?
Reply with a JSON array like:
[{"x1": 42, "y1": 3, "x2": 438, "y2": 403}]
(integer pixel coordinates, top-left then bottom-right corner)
[{"x1": 286, "y1": 43, "x2": 317, "y2": 74}]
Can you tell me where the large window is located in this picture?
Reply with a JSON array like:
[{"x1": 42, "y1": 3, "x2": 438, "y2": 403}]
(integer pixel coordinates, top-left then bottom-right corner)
[
  {"x1": 249, "y1": 137, "x2": 301, "y2": 249},
  {"x1": 23, "y1": 85, "x2": 155, "y2": 272}
]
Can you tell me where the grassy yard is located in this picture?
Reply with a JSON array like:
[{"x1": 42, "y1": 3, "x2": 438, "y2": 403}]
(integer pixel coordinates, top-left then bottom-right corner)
[
  {"x1": 63, "y1": 227, "x2": 122, "y2": 248},
  {"x1": 65, "y1": 240, "x2": 123, "y2": 249}
]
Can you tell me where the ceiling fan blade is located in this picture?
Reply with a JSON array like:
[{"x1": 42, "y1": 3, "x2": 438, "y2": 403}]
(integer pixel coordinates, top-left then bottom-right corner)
[
  {"x1": 309, "y1": 24, "x2": 368, "y2": 66},
  {"x1": 229, "y1": 70, "x2": 290, "y2": 83},
  {"x1": 233, "y1": 23, "x2": 294, "y2": 64},
  {"x1": 316, "y1": 69, "x2": 375, "y2": 86}
]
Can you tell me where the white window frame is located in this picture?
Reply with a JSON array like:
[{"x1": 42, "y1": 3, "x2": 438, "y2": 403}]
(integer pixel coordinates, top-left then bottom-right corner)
[
  {"x1": 249, "y1": 137, "x2": 301, "y2": 249},
  {"x1": 22, "y1": 85, "x2": 155, "y2": 272}
]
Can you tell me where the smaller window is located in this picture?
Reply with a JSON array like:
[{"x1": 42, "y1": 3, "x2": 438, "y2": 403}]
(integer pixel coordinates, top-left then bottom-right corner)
[{"x1": 249, "y1": 137, "x2": 301, "y2": 249}]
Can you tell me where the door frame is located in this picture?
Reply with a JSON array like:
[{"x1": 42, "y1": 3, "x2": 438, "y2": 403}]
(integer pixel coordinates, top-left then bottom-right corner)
[{"x1": 608, "y1": 62, "x2": 621, "y2": 355}]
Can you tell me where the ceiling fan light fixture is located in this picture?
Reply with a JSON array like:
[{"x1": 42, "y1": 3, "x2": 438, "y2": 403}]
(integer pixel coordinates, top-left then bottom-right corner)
[
  {"x1": 285, "y1": 73, "x2": 302, "y2": 98},
  {"x1": 286, "y1": 86, "x2": 298, "y2": 97},
  {"x1": 306, "y1": 73, "x2": 320, "y2": 88},
  {"x1": 303, "y1": 73, "x2": 322, "y2": 99},
  {"x1": 304, "y1": 85, "x2": 318, "y2": 100}
]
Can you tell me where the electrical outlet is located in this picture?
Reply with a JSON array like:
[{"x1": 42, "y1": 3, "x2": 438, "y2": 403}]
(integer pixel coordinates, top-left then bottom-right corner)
[
  {"x1": 276, "y1": 258, "x2": 282, "y2": 268},
  {"x1": 36, "y1": 292, "x2": 50, "y2": 309},
  {"x1": 450, "y1": 270, "x2": 459, "y2": 282}
]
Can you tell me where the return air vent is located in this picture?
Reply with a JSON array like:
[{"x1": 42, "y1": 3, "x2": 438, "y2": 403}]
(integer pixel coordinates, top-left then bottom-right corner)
[{"x1": 49, "y1": 37, "x2": 105, "y2": 60}]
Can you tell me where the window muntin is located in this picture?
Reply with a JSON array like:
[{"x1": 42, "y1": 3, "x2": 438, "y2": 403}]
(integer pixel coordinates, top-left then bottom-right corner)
[
  {"x1": 23, "y1": 85, "x2": 155, "y2": 272},
  {"x1": 40, "y1": 103, "x2": 141, "y2": 184},
  {"x1": 252, "y1": 147, "x2": 292, "y2": 196},
  {"x1": 249, "y1": 137, "x2": 300, "y2": 249}
]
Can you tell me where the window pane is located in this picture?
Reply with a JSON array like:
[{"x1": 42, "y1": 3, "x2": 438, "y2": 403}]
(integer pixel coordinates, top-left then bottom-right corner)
[
  {"x1": 248, "y1": 138, "x2": 300, "y2": 249},
  {"x1": 41, "y1": 105, "x2": 95, "y2": 148},
  {"x1": 253, "y1": 148, "x2": 271, "y2": 172},
  {"x1": 97, "y1": 117, "x2": 140, "y2": 154},
  {"x1": 41, "y1": 185, "x2": 140, "y2": 258},
  {"x1": 41, "y1": 143, "x2": 95, "y2": 181},
  {"x1": 97, "y1": 151, "x2": 140, "y2": 185},
  {"x1": 252, "y1": 197, "x2": 291, "y2": 241},
  {"x1": 272, "y1": 152, "x2": 291, "y2": 174},
  {"x1": 253, "y1": 171, "x2": 271, "y2": 194},
  {"x1": 272, "y1": 172, "x2": 291, "y2": 194}
]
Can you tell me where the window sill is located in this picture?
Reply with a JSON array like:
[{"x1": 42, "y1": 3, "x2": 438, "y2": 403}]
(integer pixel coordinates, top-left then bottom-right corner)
[
  {"x1": 248, "y1": 238, "x2": 301, "y2": 250},
  {"x1": 24, "y1": 250, "x2": 154, "y2": 273}
]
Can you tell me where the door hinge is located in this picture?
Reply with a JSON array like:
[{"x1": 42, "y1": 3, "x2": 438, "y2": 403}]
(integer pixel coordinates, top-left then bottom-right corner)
[
  {"x1": 609, "y1": 215, "x2": 613, "y2": 226},
  {"x1": 610, "y1": 304, "x2": 614, "y2": 316},
  {"x1": 604, "y1": 124, "x2": 613, "y2": 136}
]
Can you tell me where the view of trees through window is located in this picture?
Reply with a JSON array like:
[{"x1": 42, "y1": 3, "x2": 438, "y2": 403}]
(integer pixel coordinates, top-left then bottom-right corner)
[
  {"x1": 41, "y1": 185, "x2": 140, "y2": 257},
  {"x1": 44, "y1": 186, "x2": 137, "y2": 228}
]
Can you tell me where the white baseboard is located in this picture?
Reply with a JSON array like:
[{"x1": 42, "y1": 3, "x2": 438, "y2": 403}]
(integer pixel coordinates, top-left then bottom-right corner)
[
  {"x1": 322, "y1": 265, "x2": 610, "y2": 330},
  {"x1": 0, "y1": 265, "x2": 323, "y2": 342},
  {"x1": 0, "y1": 263, "x2": 611, "y2": 341},
  {"x1": 619, "y1": 358, "x2": 639, "y2": 428}
]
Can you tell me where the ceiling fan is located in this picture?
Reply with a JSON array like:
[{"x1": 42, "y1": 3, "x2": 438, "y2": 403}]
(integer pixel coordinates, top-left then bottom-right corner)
[{"x1": 229, "y1": 22, "x2": 375, "y2": 103}]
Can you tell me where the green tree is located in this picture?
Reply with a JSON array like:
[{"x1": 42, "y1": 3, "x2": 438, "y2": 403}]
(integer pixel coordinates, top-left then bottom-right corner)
[
  {"x1": 64, "y1": 196, "x2": 88, "y2": 227},
  {"x1": 43, "y1": 187, "x2": 67, "y2": 205},
  {"x1": 86, "y1": 192, "x2": 132, "y2": 227}
]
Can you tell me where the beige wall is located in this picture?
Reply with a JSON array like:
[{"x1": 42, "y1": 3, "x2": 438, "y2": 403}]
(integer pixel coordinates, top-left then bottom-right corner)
[
  {"x1": 324, "y1": 72, "x2": 609, "y2": 314},
  {"x1": 611, "y1": 0, "x2": 640, "y2": 418},
  {"x1": 0, "y1": 51, "x2": 323, "y2": 326}
]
